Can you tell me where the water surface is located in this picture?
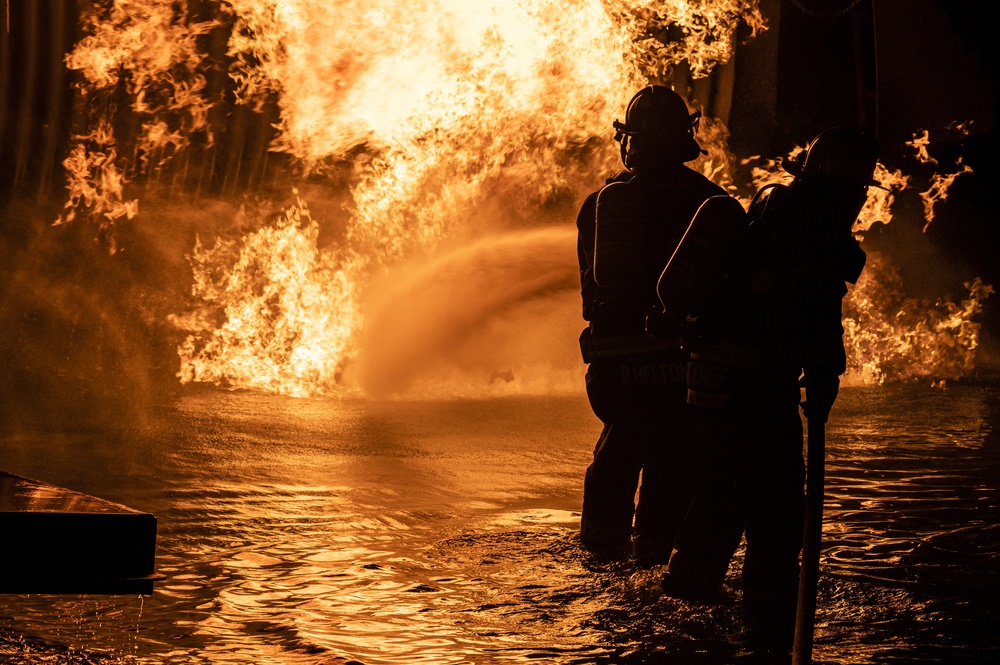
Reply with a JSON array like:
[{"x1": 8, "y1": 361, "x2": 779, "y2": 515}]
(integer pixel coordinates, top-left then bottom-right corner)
[{"x1": 0, "y1": 384, "x2": 997, "y2": 664}]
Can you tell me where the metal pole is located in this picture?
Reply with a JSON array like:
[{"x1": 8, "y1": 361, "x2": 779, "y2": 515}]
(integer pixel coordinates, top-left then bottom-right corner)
[{"x1": 792, "y1": 415, "x2": 826, "y2": 665}]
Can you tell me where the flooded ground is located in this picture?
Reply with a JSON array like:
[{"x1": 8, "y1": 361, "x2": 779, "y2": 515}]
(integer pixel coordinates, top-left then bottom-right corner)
[{"x1": 0, "y1": 383, "x2": 998, "y2": 664}]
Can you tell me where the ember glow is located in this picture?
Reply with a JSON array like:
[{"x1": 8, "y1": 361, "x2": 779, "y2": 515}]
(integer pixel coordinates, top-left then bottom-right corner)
[{"x1": 58, "y1": 1, "x2": 988, "y2": 396}]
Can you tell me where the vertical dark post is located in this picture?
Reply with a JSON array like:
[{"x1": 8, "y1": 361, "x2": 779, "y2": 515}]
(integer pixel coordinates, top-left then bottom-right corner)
[
  {"x1": 0, "y1": 1, "x2": 11, "y2": 176},
  {"x1": 12, "y1": 0, "x2": 39, "y2": 192},
  {"x1": 852, "y1": 1, "x2": 878, "y2": 131},
  {"x1": 37, "y1": 0, "x2": 70, "y2": 201},
  {"x1": 792, "y1": 417, "x2": 826, "y2": 665}
]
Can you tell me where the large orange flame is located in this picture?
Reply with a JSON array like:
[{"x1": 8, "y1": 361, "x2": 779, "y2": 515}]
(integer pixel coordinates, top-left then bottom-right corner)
[
  {"x1": 166, "y1": 0, "x2": 760, "y2": 396},
  {"x1": 59, "y1": 1, "x2": 988, "y2": 396},
  {"x1": 169, "y1": 193, "x2": 363, "y2": 396},
  {"x1": 843, "y1": 255, "x2": 993, "y2": 385}
]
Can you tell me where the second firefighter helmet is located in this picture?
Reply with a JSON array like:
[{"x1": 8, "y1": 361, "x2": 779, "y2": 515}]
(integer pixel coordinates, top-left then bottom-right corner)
[
  {"x1": 613, "y1": 86, "x2": 704, "y2": 168},
  {"x1": 783, "y1": 126, "x2": 880, "y2": 187}
]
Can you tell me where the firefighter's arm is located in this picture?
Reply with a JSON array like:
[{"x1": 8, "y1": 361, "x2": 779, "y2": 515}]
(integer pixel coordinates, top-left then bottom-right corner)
[
  {"x1": 798, "y1": 275, "x2": 850, "y2": 423},
  {"x1": 802, "y1": 235, "x2": 866, "y2": 420},
  {"x1": 800, "y1": 354, "x2": 842, "y2": 423},
  {"x1": 577, "y1": 191, "x2": 599, "y2": 276}
]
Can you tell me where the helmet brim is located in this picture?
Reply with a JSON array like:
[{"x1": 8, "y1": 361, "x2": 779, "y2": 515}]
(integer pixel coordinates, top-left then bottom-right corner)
[{"x1": 781, "y1": 156, "x2": 883, "y2": 188}]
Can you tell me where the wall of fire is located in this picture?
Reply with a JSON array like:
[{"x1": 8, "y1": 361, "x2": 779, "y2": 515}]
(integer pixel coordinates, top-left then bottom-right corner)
[{"x1": 0, "y1": 0, "x2": 997, "y2": 426}]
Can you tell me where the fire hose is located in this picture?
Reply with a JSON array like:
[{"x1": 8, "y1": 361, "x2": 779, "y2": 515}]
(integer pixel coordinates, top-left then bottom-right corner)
[{"x1": 792, "y1": 415, "x2": 826, "y2": 665}]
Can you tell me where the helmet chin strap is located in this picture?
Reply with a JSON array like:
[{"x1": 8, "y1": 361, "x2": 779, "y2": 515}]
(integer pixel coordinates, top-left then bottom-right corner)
[
  {"x1": 613, "y1": 111, "x2": 705, "y2": 168},
  {"x1": 620, "y1": 138, "x2": 704, "y2": 170}
]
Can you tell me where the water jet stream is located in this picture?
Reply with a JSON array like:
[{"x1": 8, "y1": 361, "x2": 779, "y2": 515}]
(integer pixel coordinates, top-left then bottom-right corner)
[{"x1": 355, "y1": 226, "x2": 581, "y2": 397}]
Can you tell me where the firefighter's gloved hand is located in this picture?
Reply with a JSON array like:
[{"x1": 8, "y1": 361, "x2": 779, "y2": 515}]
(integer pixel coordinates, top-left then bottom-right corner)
[{"x1": 800, "y1": 371, "x2": 840, "y2": 423}]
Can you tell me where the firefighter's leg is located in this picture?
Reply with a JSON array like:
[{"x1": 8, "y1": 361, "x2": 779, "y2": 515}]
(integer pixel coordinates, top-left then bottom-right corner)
[
  {"x1": 661, "y1": 410, "x2": 745, "y2": 596},
  {"x1": 632, "y1": 398, "x2": 698, "y2": 567},
  {"x1": 581, "y1": 420, "x2": 643, "y2": 557},
  {"x1": 741, "y1": 392, "x2": 805, "y2": 654},
  {"x1": 581, "y1": 361, "x2": 642, "y2": 556}
]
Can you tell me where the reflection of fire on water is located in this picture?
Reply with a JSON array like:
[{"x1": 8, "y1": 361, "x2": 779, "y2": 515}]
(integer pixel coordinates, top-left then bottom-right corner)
[{"x1": 58, "y1": 1, "x2": 988, "y2": 397}]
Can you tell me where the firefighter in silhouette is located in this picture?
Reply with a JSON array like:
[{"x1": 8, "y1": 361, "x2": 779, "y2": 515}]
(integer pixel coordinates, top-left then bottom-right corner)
[
  {"x1": 657, "y1": 126, "x2": 879, "y2": 656},
  {"x1": 577, "y1": 86, "x2": 726, "y2": 564}
]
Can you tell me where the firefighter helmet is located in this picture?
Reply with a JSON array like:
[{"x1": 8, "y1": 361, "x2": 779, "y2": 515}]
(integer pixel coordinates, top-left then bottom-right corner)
[
  {"x1": 783, "y1": 126, "x2": 880, "y2": 186},
  {"x1": 613, "y1": 86, "x2": 703, "y2": 167}
]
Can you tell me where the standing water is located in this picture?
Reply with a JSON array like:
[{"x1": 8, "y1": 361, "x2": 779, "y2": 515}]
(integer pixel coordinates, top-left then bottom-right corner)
[{"x1": 0, "y1": 383, "x2": 997, "y2": 664}]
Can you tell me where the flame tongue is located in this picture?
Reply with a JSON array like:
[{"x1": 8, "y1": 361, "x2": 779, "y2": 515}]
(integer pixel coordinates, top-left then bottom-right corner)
[{"x1": 171, "y1": 195, "x2": 363, "y2": 397}]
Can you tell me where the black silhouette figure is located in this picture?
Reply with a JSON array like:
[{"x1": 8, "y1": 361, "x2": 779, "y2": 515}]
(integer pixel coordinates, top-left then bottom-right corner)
[
  {"x1": 658, "y1": 126, "x2": 880, "y2": 659},
  {"x1": 577, "y1": 86, "x2": 725, "y2": 565}
]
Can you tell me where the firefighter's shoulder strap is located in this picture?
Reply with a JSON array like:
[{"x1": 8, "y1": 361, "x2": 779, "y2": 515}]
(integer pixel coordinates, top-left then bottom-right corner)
[
  {"x1": 606, "y1": 169, "x2": 634, "y2": 186},
  {"x1": 593, "y1": 177, "x2": 645, "y2": 299},
  {"x1": 578, "y1": 170, "x2": 636, "y2": 321},
  {"x1": 657, "y1": 194, "x2": 749, "y2": 323},
  {"x1": 750, "y1": 182, "x2": 784, "y2": 213}
]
